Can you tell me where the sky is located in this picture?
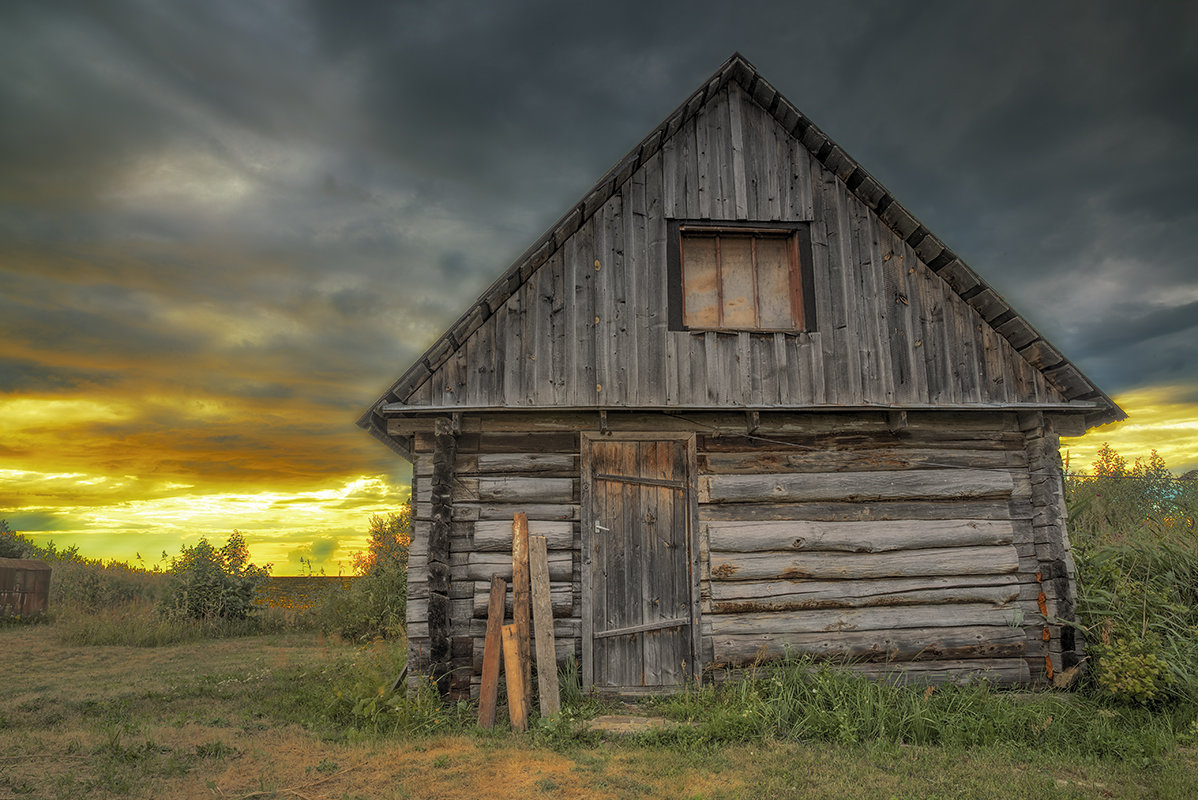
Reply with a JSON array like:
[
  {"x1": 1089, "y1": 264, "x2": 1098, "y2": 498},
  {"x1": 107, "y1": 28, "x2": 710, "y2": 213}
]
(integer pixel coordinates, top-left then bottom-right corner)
[{"x1": 2, "y1": 1, "x2": 1196, "y2": 574}]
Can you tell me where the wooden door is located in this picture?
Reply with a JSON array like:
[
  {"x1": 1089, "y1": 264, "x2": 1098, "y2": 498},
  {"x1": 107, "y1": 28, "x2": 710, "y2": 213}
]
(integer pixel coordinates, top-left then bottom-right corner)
[{"x1": 582, "y1": 435, "x2": 697, "y2": 692}]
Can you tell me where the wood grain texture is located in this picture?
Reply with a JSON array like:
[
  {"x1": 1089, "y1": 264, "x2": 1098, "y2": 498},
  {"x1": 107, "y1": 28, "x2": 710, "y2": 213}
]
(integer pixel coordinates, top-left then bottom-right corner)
[
  {"x1": 705, "y1": 519, "x2": 1014, "y2": 553},
  {"x1": 477, "y1": 575, "x2": 506, "y2": 728},
  {"x1": 501, "y1": 623, "x2": 528, "y2": 731},
  {"x1": 712, "y1": 624, "x2": 1026, "y2": 665},
  {"x1": 701, "y1": 469, "x2": 1014, "y2": 504},
  {"x1": 511, "y1": 513, "x2": 532, "y2": 707},
  {"x1": 530, "y1": 535, "x2": 561, "y2": 717},
  {"x1": 709, "y1": 544, "x2": 1019, "y2": 581},
  {"x1": 398, "y1": 82, "x2": 1073, "y2": 414}
]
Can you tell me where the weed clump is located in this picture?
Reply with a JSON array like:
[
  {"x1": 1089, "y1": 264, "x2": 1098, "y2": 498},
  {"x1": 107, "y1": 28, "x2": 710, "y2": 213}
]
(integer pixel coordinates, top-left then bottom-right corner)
[
  {"x1": 160, "y1": 531, "x2": 269, "y2": 621},
  {"x1": 1068, "y1": 446, "x2": 1198, "y2": 706},
  {"x1": 316, "y1": 509, "x2": 409, "y2": 641}
]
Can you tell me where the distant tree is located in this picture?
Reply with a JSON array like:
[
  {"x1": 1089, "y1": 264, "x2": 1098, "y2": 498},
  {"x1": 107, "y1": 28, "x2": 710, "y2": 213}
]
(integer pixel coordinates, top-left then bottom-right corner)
[
  {"x1": 160, "y1": 531, "x2": 270, "y2": 620},
  {"x1": 0, "y1": 519, "x2": 29, "y2": 559},
  {"x1": 352, "y1": 506, "x2": 412, "y2": 577},
  {"x1": 323, "y1": 505, "x2": 411, "y2": 641},
  {"x1": 1067, "y1": 445, "x2": 1195, "y2": 545}
]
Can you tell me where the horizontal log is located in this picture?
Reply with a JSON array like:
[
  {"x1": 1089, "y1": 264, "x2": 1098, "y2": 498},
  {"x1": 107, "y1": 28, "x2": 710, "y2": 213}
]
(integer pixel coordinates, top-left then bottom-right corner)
[
  {"x1": 699, "y1": 499, "x2": 1026, "y2": 522},
  {"x1": 414, "y1": 452, "x2": 577, "y2": 477},
  {"x1": 416, "y1": 503, "x2": 581, "y2": 521},
  {"x1": 709, "y1": 545, "x2": 1019, "y2": 581},
  {"x1": 459, "y1": 552, "x2": 573, "y2": 581},
  {"x1": 415, "y1": 477, "x2": 479, "y2": 504},
  {"x1": 711, "y1": 625, "x2": 1027, "y2": 665},
  {"x1": 700, "y1": 470, "x2": 1014, "y2": 504},
  {"x1": 473, "y1": 581, "x2": 573, "y2": 618},
  {"x1": 709, "y1": 574, "x2": 1019, "y2": 613},
  {"x1": 473, "y1": 520, "x2": 574, "y2": 551},
  {"x1": 705, "y1": 519, "x2": 1014, "y2": 553},
  {"x1": 699, "y1": 429, "x2": 1026, "y2": 452},
  {"x1": 699, "y1": 447, "x2": 1025, "y2": 474},
  {"x1": 473, "y1": 503, "x2": 579, "y2": 521},
  {"x1": 479, "y1": 477, "x2": 575, "y2": 503},
  {"x1": 847, "y1": 658, "x2": 1030, "y2": 686},
  {"x1": 709, "y1": 603, "x2": 1026, "y2": 636},
  {"x1": 474, "y1": 453, "x2": 577, "y2": 474}
]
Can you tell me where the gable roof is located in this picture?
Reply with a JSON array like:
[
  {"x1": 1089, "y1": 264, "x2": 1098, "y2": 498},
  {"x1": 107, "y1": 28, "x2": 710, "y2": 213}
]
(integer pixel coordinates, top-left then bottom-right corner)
[{"x1": 359, "y1": 53, "x2": 1124, "y2": 451}]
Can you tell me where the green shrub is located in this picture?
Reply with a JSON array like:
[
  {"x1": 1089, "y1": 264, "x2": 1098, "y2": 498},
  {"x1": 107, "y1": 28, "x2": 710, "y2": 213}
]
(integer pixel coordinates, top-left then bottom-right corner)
[
  {"x1": 160, "y1": 531, "x2": 269, "y2": 621},
  {"x1": 0, "y1": 520, "x2": 33, "y2": 558},
  {"x1": 1067, "y1": 446, "x2": 1198, "y2": 706},
  {"x1": 319, "y1": 509, "x2": 409, "y2": 641}
]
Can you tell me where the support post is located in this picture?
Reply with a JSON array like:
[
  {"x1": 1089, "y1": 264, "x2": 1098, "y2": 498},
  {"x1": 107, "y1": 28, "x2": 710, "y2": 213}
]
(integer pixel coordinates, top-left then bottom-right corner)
[{"x1": 428, "y1": 416, "x2": 457, "y2": 696}]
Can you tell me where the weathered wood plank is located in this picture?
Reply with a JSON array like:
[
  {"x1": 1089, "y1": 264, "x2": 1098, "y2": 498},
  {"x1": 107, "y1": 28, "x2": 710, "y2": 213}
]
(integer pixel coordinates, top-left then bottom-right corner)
[
  {"x1": 501, "y1": 623, "x2": 528, "y2": 731},
  {"x1": 698, "y1": 447, "x2": 1025, "y2": 473},
  {"x1": 479, "y1": 477, "x2": 575, "y2": 503},
  {"x1": 709, "y1": 544, "x2": 1019, "y2": 581},
  {"x1": 710, "y1": 576, "x2": 1018, "y2": 613},
  {"x1": 708, "y1": 602, "x2": 1024, "y2": 636},
  {"x1": 474, "y1": 581, "x2": 573, "y2": 618},
  {"x1": 706, "y1": 519, "x2": 1014, "y2": 553},
  {"x1": 473, "y1": 520, "x2": 573, "y2": 551},
  {"x1": 530, "y1": 535, "x2": 561, "y2": 717},
  {"x1": 511, "y1": 514, "x2": 532, "y2": 720},
  {"x1": 700, "y1": 469, "x2": 1014, "y2": 504},
  {"x1": 462, "y1": 552, "x2": 573, "y2": 582},
  {"x1": 477, "y1": 575, "x2": 506, "y2": 729},
  {"x1": 699, "y1": 464, "x2": 1015, "y2": 502},
  {"x1": 697, "y1": 498, "x2": 1023, "y2": 523},
  {"x1": 848, "y1": 658, "x2": 1030, "y2": 686},
  {"x1": 473, "y1": 453, "x2": 576, "y2": 474},
  {"x1": 712, "y1": 624, "x2": 1027, "y2": 665}
]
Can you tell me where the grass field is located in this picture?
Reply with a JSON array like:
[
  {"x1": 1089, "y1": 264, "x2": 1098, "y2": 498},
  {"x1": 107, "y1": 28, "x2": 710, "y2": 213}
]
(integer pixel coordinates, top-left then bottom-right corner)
[{"x1": 2, "y1": 625, "x2": 1196, "y2": 799}]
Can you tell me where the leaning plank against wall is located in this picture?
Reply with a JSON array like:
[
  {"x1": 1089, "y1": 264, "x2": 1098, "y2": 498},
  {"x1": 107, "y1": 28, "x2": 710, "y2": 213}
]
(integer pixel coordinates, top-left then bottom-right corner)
[{"x1": 412, "y1": 428, "x2": 582, "y2": 699}]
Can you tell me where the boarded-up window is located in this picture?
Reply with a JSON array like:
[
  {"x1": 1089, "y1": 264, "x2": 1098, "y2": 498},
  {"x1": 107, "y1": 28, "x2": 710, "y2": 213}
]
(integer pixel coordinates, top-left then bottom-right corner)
[{"x1": 679, "y1": 227, "x2": 806, "y2": 331}]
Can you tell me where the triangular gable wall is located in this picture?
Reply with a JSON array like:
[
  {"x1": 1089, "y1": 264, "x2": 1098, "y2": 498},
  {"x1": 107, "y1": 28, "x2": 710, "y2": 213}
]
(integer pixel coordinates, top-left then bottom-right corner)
[{"x1": 361, "y1": 54, "x2": 1123, "y2": 442}]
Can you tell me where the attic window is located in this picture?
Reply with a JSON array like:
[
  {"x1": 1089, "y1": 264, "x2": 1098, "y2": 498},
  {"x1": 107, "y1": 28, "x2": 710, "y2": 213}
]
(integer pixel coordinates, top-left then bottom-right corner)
[{"x1": 667, "y1": 220, "x2": 815, "y2": 332}]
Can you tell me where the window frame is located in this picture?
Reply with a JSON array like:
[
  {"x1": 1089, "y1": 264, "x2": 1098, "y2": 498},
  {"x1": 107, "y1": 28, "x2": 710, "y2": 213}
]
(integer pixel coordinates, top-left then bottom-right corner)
[{"x1": 666, "y1": 219, "x2": 816, "y2": 333}]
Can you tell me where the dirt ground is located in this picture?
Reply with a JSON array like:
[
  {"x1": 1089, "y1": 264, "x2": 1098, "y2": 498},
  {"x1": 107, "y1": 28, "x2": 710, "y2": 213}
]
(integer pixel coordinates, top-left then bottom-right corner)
[{"x1": 2, "y1": 625, "x2": 1195, "y2": 800}]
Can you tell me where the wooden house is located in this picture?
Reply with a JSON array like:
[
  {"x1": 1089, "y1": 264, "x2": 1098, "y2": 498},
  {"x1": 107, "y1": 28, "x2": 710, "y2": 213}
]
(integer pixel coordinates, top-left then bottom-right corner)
[{"x1": 358, "y1": 53, "x2": 1124, "y2": 697}]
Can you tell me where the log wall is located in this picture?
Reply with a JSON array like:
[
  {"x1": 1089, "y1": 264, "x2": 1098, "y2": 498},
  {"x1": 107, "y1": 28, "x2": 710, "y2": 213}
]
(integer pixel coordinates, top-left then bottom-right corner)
[{"x1": 403, "y1": 410, "x2": 1078, "y2": 694}]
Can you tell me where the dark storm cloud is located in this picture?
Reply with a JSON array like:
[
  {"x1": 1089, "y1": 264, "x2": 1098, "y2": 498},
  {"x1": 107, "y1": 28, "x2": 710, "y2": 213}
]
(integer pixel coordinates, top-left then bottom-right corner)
[{"x1": 1, "y1": 0, "x2": 1196, "y2": 487}]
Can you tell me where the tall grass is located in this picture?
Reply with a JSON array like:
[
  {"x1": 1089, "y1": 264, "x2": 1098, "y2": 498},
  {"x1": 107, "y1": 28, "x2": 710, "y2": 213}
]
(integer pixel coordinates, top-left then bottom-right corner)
[
  {"x1": 1067, "y1": 446, "x2": 1198, "y2": 705},
  {"x1": 648, "y1": 656, "x2": 1193, "y2": 761}
]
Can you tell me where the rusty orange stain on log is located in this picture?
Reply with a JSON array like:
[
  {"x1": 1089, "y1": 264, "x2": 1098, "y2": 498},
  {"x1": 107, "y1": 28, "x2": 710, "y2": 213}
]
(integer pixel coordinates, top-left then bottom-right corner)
[
  {"x1": 712, "y1": 563, "x2": 738, "y2": 579},
  {"x1": 1042, "y1": 627, "x2": 1051, "y2": 642},
  {"x1": 1045, "y1": 656, "x2": 1054, "y2": 680},
  {"x1": 1037, "y1": 591, "x2": 1048, "y2": 616}
]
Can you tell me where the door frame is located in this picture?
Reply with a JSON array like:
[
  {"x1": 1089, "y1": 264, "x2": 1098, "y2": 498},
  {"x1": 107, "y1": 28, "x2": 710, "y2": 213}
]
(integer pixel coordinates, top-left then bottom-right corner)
[{"x1": 579, "y1": 431, "x2": 701, "y2": 691}]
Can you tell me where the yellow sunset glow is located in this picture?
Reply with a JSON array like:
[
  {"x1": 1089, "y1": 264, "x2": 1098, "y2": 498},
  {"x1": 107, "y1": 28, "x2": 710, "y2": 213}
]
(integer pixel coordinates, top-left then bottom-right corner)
[
  {"x1": 1061, "y1": 385, "x2": 1198, "y2": 474},
  {"x1": 1, "y1": 390, "x2": 410, "y2": 575},
  {"x1": 3, "y1": 381, "x2": 1194, "y2": 575}
]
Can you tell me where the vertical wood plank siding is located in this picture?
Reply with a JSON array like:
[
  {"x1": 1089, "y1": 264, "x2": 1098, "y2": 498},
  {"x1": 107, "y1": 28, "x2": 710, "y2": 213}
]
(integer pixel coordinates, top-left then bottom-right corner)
[
  {"x1": 405, "y1": 411, "x2": 1071, "y2": 694},
  {"x1": 407, "y1": 83, "x2": 1064, "y2": 412}
]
